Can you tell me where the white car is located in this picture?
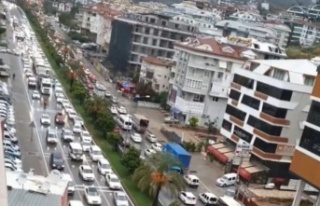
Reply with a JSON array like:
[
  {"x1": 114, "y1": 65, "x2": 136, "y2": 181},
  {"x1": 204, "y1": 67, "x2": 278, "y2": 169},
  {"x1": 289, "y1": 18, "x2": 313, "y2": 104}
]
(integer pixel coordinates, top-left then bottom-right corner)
[
  {"x1": 130, "y1": 133, "x2": 142, "y2": 143},
  {"x1": 106, "y1": 174, "x2": 122, "y2": 190},
  {"x1": 32, "y1": 90, "x2": 40, "y2": 99},
  {"x1": 179, "y1": 191, "x2": 197, "y2": 205},
  {"x1": 110, "y1": 106, "x2": 118, "y2": 115},
  {"x1": 55, "y1": 92, "x2": 64, "y2": 98},
  {"x1": 73, "y1": 122, "x2": 82, "y2": 133},
  {"x1": 97, "y1": 158, "x2": 112, "y2": 175},
  {"x1": 151, "y1": 143, "x2": 163, "y2": 152},
  {"x1": 144, "y1": 148, "x2": 156, "y2": 157},
  {"x1": 61, "y1": 129, "x2": 74, "y2": 142},
  {"x1": 67, "y1": 110, "x2": 77, "y2": 120},
  {"x1": 89, "y1": 145, "x2": 103, "y2": 161},
  {"x1": 81, "y1": 130, "x2": 92, "y2": 142},
  {"x1": 113, "y1": 191, "x2": 129, "y2": 206},
  {"x1": 82, "y1": 141, "x2": 92, "y2": 152},
  {"x1": 84, "y1": 186, "x2": 102, "y2": 205},
  {"x1": 117, "y1": 106, "x2": 127, "y2": 114},
  {"x1": 105, "y1": 91, "x2": 112, "y2": 98},
  {"x1": 56, "y1": 97, "x2": 66, "y2": 104},
  {"x1": 40, "y1": 114, "x2": 51, "y2": 125},
  {"x1": 198, "y1": 192, "x2": 219, "y2": 205},
  {"x1": 146, "y1": 134, "x2": 157, "y2": 143},
  {"x1": 79, "y1": 165, "x2": 95, "y2": 181},
  {"x1": 46, "y1": 129, "x2": 57, "y2": 143}
]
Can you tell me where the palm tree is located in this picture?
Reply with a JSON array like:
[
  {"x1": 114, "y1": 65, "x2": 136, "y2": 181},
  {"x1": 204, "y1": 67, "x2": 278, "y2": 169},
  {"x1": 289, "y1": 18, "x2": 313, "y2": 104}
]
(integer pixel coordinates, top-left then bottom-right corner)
[{"x1": 132, "y1": 153, "x2": 186, "y2": 206}]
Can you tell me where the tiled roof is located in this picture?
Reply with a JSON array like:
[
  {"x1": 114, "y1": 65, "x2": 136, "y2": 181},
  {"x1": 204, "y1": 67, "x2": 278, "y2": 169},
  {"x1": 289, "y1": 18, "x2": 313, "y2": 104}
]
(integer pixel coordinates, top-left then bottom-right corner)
[
  {"x1": 8, "y1": 189, "x2": 61, "y2": 206},
  {"x1": 83, "y1": 3, "x2": 122, "y2": 19},
  {"x1": 142, "y1": 56, "x2": 174, "y2": 67},
  {"x1": 175, "y1": 37, "x2": 246, "y2": 60}
]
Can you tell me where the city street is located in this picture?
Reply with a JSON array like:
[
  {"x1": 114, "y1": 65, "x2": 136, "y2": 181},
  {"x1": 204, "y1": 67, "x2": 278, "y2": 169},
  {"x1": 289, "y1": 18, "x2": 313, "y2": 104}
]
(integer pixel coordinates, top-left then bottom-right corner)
[
  {"x1": 5, "y1": 3, "x2": 234, "y2": 206},
  {"x1": 7, "y1": 5, "x2": 130, "y2": 206}
]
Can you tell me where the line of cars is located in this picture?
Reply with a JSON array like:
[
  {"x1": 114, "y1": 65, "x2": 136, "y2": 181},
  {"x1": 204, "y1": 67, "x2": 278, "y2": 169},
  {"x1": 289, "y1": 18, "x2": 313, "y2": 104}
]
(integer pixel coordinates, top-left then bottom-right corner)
[
  {"x1": 15, "y1": 13, "x2": 134, "y2": 206},
  {"x1": 0, "y1": 81, "x2": 23, "y2": 173}
]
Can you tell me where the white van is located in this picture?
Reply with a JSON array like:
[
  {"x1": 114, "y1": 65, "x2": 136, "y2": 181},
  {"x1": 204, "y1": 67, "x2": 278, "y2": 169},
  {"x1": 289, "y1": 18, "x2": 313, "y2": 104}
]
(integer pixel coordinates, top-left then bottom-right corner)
[
  {"x1": 69, "y1": 200, "x2": 84, "y2": 206},
  {"x1": 183, "y1": 174, "x2": 200, "y2": 188},
  {"x1": 216, "y1": 173, "x2": 237, "y2": 187},
  {"x1": 117, "y1": 114, "x2": 132, "y2": 130},
  {"x1": 97, "y1": 158, "x2": 112, "y2": 175},
  {"x1": 68, "y1": 142, "x2": 83, "y2": 161}
]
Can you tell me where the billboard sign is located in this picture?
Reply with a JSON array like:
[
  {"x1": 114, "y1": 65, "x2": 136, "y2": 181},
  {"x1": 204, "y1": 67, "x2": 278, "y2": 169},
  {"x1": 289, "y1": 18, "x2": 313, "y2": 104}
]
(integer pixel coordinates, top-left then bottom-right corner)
[{"x1": 235, "y1": 139, "x2": 252, "y2": 158}]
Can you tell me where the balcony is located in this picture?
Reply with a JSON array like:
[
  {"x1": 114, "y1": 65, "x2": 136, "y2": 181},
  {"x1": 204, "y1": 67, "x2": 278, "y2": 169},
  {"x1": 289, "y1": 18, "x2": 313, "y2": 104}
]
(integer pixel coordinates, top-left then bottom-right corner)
[
  {"x1": 173, "y1": 96, "x2": 205, "y2": 115},
  {"x1": 181, "y1": 85, "x2": 208, "y2": 95},
  {"x1": 253, "y1": 129, "x2": 288, "y2": 143},
  {"x1": 260, "y1": 112, "x2": 290, "y2": 126},
  {"x1": 252, "y1": 147, "x2": 282, "y2": 160},
  {"x1": 209, "y1": 83, "x2": 228, "y2": 98}
]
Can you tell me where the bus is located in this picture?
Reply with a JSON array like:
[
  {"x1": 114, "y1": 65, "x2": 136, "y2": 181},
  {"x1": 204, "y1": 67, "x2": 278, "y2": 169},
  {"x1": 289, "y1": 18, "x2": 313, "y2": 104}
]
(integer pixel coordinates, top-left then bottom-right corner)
[
  {"x1": 116, "y1": 114, "x2": 132, "y2": 131},
  {"x1": 40, "y1": 77, "x2": 52, "y2": 95},
  {"x1": 132, "y1": 114, "x2": 149, "y2": 133}
]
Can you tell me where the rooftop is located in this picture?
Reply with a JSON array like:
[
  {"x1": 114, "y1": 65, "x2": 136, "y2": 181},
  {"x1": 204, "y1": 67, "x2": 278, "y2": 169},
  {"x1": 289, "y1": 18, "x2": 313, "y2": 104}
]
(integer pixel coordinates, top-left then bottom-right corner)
[
  {"x1": 175, "y1": 37, "x2": 247, "y2": 60},
  {"x1": 142, "y1": 56, "x2": 174, "y2": 67},
  {"x1": 6, "y1": 170, "x2": 68, "y2": 196},
  {"x1": 250, "y1": 59, "x2": 318, "y2": 85},
  {"x1": 83, "y1": 3, "x2": 122, "y2": 18},
  {"x1": 8, "y1": 189, "x2": 61, "y2": 206}
]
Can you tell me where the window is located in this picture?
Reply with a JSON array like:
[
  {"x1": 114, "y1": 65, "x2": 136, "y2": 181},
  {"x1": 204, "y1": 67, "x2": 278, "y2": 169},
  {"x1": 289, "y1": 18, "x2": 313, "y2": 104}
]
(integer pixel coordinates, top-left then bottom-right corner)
[
  {"x1": 304, "y1": 76, "x2": 315, "y2": 86},
  {"x1": 233, "y1": 74, "x2": 253, "y2": 89},
  {"x1": 233, "y1": 126, "x2": 252, "y2": 143},
  {"x1": 161, "y1": 21, "x2": 167, "y2": 26},
  {"x1": 247, "y1": 115, "x2": 283, "y2": 136},
  {"x1": 152, "y1": 39, "x2": 157, "y2": 46},
  {"x1": 143, "y1": 37, "x2": 148, "y2": 44},
  {"x1": 212, "y1": 97, "x2": 219, "y2": 102},
  {"x1": 256, "y1": 82, "x2": 292, "y2": 101},
  {"x1": 307, "y1": 101, "x2": 320, "y2": 126},
  {"x1": 154, "y1": 29, "x2": 159, "y2": 35},
  {"x1": 222, "y1": 119, "x2": 232, "y2": 131},
  {"x1": 218, "y1": 72, "x2": 224, "y2": 79},
  {"x1": 229, "y1": 89, "x2": 241, "y2": 101},
  {"x1": 241, "y1": 95, "x2": 260, "y2": 110},
  {"x1": 193, "y1": 95, "x2": 204, "y2": 102},
  {"x1": 262, "y1": 103, "x2": 287, "y2": 118},
  {"x1": 145, "y1": 27, "x2": 150, "y2": 34},
  {"x1": 273, "y1": 69, "x2": 286, "y2": 80},
  {"x1": 253, "y1": 138, "x2": 277, "y2": 153},
  {"x1": 299, "y1": 126, "x2": 320, "y2": 156},
  {"x1": 225, "y1": 105, "x2": 246, "y2": 121}
]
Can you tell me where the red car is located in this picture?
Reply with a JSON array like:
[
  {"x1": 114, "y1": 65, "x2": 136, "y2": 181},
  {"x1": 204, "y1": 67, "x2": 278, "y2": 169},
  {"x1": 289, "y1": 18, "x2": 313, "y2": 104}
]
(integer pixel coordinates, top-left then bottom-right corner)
[{"x1": 55, "y1": 112, "x2": 65, "y2": 125}]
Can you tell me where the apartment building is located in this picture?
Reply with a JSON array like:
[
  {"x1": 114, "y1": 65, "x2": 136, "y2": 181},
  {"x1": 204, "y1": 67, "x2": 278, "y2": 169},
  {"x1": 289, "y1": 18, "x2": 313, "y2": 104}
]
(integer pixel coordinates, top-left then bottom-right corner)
[
  {"x1": 167, "y1": 37, "x2": 250, "y2": 127},
  {"x1": 290, "y1": 63, "x2": 320, "y2": 206},
  {"x1": 139, "y1": 56, "x2": 174, "y2": 93},
  {"x1": 228, "y1": 11, "x2": 263, "y2": 23},
  {"x1": 221, "y1": 59, "x2": 317, "y2": 178},
  {"x1": 286, "y1": 19, "x2": 320, "y2": 47},
  {"x1": 80, "y1": 4, "x2": 121, "y2": 51},
  {"x1": 287, "y1": 5, "x2": 320, "y2": 20},
  {"x1": 108, "y1": 13, "x2": 199, "y2": 73},
  {"x1": 52, "y1": 1, "x2": 72, "y2": 12}
]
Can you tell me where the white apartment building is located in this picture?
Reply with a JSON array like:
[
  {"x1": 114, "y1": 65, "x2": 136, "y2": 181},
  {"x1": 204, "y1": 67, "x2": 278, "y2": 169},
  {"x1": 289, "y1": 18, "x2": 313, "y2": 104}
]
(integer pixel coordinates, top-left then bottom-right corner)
[
  {"x1": 167, "y1": 37, "x2": 250, "y2": 127},
  {"x1": 228, "y1": 11, "x2": 263, "y2": 23},
  {"x1": 221, "y1": 59, "x2": 317, "y2": 178},
  {"x1": 80, "y1": 4, "x2": 121, "y2": 51},
  {"x1": 289, "y1": 20, "x2": 320, "y2": 47},
  {"x1": 52, "y1": 1, "x2": 72, "y2": 12},
  {"x1": 139, "y1": 56, "x2": 174, "y2": 93}
]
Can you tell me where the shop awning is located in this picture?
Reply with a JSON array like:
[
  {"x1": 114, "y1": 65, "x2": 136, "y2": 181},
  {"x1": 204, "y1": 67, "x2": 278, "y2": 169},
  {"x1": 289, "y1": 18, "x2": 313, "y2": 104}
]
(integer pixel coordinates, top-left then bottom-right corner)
[
  {"x1": 239, "y1": 168, "x2": 251, "y2": 182},
  {"x1": 207, "y1": 146, "x2": 228, "y2": 165}
]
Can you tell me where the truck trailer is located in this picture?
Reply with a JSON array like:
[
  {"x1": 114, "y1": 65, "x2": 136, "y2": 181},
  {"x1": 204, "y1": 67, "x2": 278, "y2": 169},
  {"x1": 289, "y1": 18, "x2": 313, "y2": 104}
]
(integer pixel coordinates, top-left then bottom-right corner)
[{"x1": 163, "y1": 143, "x2": 191, "y2": 174}]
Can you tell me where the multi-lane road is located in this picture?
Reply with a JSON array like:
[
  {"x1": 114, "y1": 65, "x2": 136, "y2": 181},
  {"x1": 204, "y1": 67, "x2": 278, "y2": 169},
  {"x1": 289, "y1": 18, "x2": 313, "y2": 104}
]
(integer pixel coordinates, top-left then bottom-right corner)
[{"x1": 4, "y1": 3, "x2": 234, "y2": 206}]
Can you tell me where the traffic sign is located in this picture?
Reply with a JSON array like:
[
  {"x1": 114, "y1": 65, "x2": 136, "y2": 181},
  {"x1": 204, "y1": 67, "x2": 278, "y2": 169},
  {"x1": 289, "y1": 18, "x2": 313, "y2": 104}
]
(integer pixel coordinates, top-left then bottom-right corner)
[{"x1": 235, "y1": 139, "x2": 252, "y2": 158}]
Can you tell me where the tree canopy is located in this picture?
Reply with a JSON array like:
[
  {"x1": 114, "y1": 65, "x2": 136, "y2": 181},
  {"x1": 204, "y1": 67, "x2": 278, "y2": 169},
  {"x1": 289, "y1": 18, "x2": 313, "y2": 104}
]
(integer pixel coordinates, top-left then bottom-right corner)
[{"x1": 286, "y1": 46, "x2": 320, "y2": 59}]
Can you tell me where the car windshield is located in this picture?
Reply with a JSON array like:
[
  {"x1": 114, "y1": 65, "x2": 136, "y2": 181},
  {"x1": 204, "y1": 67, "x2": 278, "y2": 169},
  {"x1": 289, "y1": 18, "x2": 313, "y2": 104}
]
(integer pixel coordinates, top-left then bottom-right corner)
[
  {"x1": 111, "y1": 178, "x2": 119, "y2": 183},
  {"x1": 88, "y1": 187, "x2": 99, "y2": 196},
  {"x1": 48, "y1": 132, "x2": 56, "y2": 137},
  {"x1": 54, "y1": 157, "x2": 63, "y2": 163},
  {"x1": 73, "y1": 149, "x2": 83, "y2": 154},
  {"x1": 64, "y1": 130, "x2": 72, "y2": 135},
  {"x1": 117, "y1": 194, "x2": 127, "y2": 201},
  {"x1": 92, "y1": 150, "x2": 101, "y2": 155},
  {"x1": 83, "y1": 168, "x2": 93, "y2": 173},
  {"x1": 101, "y1": 163, "x2": 110, "y2": 169},
  {"x1": 222, "y1": 176, "x2": 228, "y2": 181},
  {"x1": 42, "y1": 114, "x2": 49, "y2": 118}
]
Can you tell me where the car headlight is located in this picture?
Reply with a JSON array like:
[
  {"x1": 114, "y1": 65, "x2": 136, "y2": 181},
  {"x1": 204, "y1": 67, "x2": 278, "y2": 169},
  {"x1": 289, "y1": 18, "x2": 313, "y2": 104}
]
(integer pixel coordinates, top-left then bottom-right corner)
[{"x1": 52, "y1": 164, "x2": 56, "y2": 167}]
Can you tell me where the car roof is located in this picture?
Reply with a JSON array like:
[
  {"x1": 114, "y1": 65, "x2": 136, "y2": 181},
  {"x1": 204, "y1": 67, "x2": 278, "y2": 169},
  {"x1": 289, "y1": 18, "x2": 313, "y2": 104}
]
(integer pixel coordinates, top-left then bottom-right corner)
[
  {"x1": 184, "y1": 191, "x2": 195, "y2": 197},
  {"x1": 99, "y1": 158, "x2": 109, "y2": 164},
  {"x1": 187, "y1": 174, "x2": 199, "y2": 179},
  {"x1": 81, "y1": 165, "x2": 92, "y2": 169},
  {"x1": 109, "y1": 174, "x2": 118, "y2": 178},
  {"x1": 52, "y1": 152, "x2": 62, "y2": 157},
  {"x1": 203, "y1": 192, "x2": 217, "y2": 198},
  {"x1": 91, "y1": 145, "x2": 101, "y2": 151}
]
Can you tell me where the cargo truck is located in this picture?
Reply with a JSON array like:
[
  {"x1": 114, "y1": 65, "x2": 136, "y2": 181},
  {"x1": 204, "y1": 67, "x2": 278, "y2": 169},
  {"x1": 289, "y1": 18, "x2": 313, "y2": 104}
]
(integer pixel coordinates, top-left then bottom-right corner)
[{"x1": 163, "y1": 143, "x2": 191, "y2": 174}]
